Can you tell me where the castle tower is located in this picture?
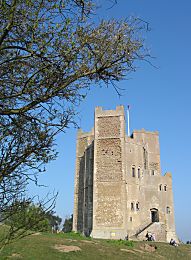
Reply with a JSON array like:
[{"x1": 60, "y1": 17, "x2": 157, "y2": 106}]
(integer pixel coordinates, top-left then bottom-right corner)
[
  {"x1": 73, "y1": 106, "x2": 177, "y2": 242},
  {"x1": 91, "y1": 106, "x2": 127, "y2": 239}
]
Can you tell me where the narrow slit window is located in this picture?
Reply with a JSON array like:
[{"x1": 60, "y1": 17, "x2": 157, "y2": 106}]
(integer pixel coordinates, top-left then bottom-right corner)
[
  {"x1": 164, "y1": 185, "x2": 167, "y2": 191},
  {"x1": 132, "y1": 167, "x2": 135, "y2": 177},
  {"x1": 138, "y1": 168, "x2": 140, "y2": 178},
  {"x1": 152, "y1": 170, "x2": 155, "y2": 175},
  {"x1": 136, "y1": 202, "x2": 140, "y2": 211},
  {"x1": 166, "y1": 206, "x2": 170, "y2": 214},
  {"x1": 159, "y1": 184, "x2": 162, "y2": 191},
  {"x1": 131, "y1": 202, "x2": 134, "y2": 211}
]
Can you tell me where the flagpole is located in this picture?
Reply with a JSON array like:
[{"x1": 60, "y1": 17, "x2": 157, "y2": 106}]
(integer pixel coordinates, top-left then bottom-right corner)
[{"x1": 127, "y1": 105, "x2": 130, "y2": 137}]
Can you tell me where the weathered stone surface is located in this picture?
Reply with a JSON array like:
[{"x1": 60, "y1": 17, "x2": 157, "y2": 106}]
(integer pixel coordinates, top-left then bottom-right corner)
[
  {"x1": 97, "y1": 116, "x2": 121, "y2": 138},
  {"x1": 96, "y1": 139, "x2": 122, "y2": 181}
]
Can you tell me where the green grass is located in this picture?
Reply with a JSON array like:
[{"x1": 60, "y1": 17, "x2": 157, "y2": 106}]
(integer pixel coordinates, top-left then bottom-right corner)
[
  {"x1": 105, "y1": 239, "x2": 134, "y2": 247},
  {"x1": 0, "y1": 231, "x2": 190, "y2": 259}
]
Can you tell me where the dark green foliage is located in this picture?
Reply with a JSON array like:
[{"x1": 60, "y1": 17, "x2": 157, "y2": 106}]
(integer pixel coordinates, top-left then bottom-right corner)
[
  {"x1": 3, "y1": 202, "x2": 63, "y2": 233},
  {"x1": 45, "y1": 211, "x2": 62, "y2": 231},
  {"x1": 63, "y1": 214, "x2": 73, "y2": 233},
  {"x1": 1, "y1": 200, "x2": 62, "y2": 246},
  {"x1": 3, "y1": 201, "x2": 51, "y2": 233}
]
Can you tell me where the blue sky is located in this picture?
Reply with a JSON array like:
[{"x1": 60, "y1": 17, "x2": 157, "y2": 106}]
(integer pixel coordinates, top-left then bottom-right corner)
[{"x1": 29, "y1": 1, "x2": 191, "y2": 242}]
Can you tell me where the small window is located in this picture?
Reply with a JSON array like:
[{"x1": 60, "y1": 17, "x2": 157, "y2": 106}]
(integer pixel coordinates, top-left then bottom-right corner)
[
  {"x1": 132, "y1": 167, "x2": 135, "y2": 177},
  {"x1": 136, "y1": 202, "x2": 140, "y2": 211},
  {"x1": 164, "y1": 185, "x2": 167, "y2": 191},
  {"x1": 130, "y1": 217, "x2": 133, "y2": 222},
  {"x1": 159, "y1": 184, "x2": 162, "y2": 191},
  {"x1": 166, "y1": 206, "x2": 170, "y2": 214},
  {"x1": 131, "y1": 202, "x2": 134, "y2": 211},
  {"x1": 151, "y1": 170, "x2": 155, "y2": 175},
  {"x1": 138, "y1": 168, "x2": 140, "y2": 178}
]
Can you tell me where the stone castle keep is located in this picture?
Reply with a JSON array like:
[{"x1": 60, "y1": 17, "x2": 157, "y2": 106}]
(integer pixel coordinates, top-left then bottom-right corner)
[{"x1": 73, "y1": 106, "x2": 177, "y2": 242}]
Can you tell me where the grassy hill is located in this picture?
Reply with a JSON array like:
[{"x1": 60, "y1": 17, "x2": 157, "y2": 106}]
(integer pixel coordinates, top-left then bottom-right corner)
[{"x1": 0, "y1": 232, "x2": 190, "y2": 260}]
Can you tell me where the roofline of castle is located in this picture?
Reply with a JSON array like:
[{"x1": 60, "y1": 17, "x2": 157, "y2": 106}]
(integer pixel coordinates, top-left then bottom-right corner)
[{"x1": 77, "y1": 106, "x2": 159, "y2": 138}]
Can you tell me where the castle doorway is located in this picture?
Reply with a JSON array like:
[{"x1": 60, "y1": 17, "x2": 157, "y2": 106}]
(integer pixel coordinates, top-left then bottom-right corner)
[{"x1": 150, "y1": 208, "x2": 159, "y2": 222}]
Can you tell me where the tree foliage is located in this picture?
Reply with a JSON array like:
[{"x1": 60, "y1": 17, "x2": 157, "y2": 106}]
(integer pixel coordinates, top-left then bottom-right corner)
[
  {"x1": 3, "y1": 201, "x2": 50, "y2": 232},
  {"x1": 2, "y1": 201, "x2": 62, "y2": 234},
  {"x1": 0, "y1": 197, "x2": 57, "y2": 246},
  {"x1": 0, "y1": 0, "x2": 147, "y2": 175},
  {"x1": 0, "y1": 0, "x2": 149, "y2": 245},
  {"x1": 45, "y1": 210, "x2": 62, "y2": 231},
  {"x1": 63, "y1": 214, "x2": 73, "y2": 233}
]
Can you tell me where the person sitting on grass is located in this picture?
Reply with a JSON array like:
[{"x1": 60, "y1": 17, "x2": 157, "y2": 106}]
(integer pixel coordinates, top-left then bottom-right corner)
[
  {"x1": 170, "y1": 238, "x2": 178, "y2": 247},
  {"x1": 146, "y1": 231, "x2": 152, "y2": 241},
  {"x1": 151, "y1": 233, "x2": 156, "y2": 241}
]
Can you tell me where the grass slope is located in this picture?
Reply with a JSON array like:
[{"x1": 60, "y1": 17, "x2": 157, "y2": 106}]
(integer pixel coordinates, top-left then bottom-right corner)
[{"x1": 0, "y1": 232, "x2": 191, "y2": 260}]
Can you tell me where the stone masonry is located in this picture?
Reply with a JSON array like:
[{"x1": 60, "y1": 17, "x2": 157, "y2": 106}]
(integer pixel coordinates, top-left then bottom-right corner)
[{"x1": 73, "y1": 106, "x2": 177, "y2": 242}]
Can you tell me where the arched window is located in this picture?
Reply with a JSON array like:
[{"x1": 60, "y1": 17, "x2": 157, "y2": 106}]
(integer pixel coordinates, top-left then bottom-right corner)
[
  {"x1": 150, "y1": 208, "x2": 159, "y2": 222},
  {"x1": 164, "y1": 185, "x2": 167, "y2": 191},
  {"x1": 159, "y1": 184, "x2": 162, "y2": 191},
  {"x1": 166, "y1": 206, "x2": 170, "y2": 214},
  {"x1": 132, "y1": 166, "x2": 135, "y2": 177}
]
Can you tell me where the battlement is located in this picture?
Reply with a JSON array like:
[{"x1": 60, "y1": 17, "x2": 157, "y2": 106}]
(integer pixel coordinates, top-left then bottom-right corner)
[
  {"x1": 133, "y1": 129, "x2": 159, "y2": 135},
  {"x1": 95, "y1": 106, "x2": 125, "y2": 117},
  {"x1": 77, "y1": 128, "x2": 94, "y2": 139}
]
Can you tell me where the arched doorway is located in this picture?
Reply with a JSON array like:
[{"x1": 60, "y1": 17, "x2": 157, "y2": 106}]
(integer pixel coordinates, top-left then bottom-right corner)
[{"x1": 150, "y1": 208, "x2": 159, "y2": 222}]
